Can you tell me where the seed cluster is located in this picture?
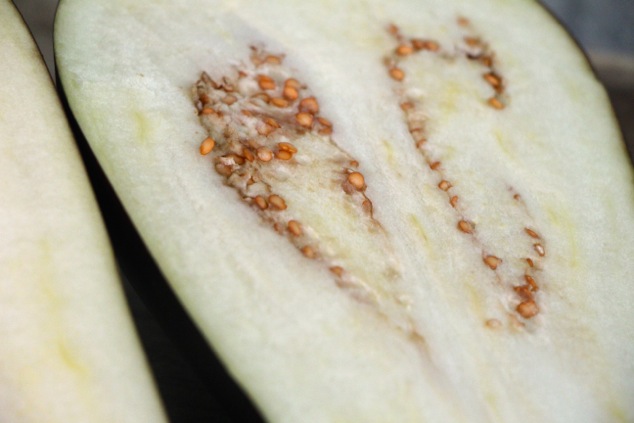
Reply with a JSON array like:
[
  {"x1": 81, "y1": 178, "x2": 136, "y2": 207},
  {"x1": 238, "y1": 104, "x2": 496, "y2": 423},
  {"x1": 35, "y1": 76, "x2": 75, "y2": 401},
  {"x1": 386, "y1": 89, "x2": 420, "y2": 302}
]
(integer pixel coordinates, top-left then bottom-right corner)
[
  {"x1": 387, "y1": 21, "x2": 546, "y2": 324},
  {"x1": 460, "y1": 18, "x2": 508, "y2": 108},
  {"x1": 386, "y1": 19, "x2": 508, "y2": 110},
  {"x1": 194, "y1": 48, "x2": 377, "y2": 289}
]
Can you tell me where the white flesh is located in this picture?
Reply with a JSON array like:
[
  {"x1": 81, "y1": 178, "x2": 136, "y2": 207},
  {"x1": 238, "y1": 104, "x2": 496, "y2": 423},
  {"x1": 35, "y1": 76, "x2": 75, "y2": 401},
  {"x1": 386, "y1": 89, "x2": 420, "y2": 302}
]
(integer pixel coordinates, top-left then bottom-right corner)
[
  {"x1": 55, "y1": 0, "x2": 634, "y2": 422},
  {"x1": 0, "y1": 2, "x2": 167, "y2": 422}
]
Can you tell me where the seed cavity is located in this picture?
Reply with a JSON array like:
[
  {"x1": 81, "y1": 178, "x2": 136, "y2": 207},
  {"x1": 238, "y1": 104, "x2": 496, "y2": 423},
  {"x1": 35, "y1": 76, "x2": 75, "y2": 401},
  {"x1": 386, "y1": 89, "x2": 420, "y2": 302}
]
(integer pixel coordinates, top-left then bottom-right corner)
[
  {"x1": 194, "y1": 47, "x2": 401, "y2": 312},
  {"x1": 386, "y1": 21, "x2": 549, "y2": 324},
  {"x1": 386, "y1": 20, "x2": 508, "y2": 109}
]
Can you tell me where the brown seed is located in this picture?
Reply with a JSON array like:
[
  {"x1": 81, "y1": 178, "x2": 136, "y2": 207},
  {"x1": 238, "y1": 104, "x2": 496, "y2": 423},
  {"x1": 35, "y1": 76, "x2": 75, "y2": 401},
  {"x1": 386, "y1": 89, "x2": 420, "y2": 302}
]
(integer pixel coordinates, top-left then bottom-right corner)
[
  {"x1": 424, "y1": 41, "x2": 440, "y2": 51},
  {"x1": 319, "y1": 127, "x2": 333, "y2": 136},
  {"x1": 457, "y1": 17, "x2": 470, "y2": 26},
  {"x1": 257, "y1": 75, "x2": 276, "y2": 91},
  {"x1": 400, "y1": 102, "x2": 414, "y2": 111},
  {"x1": 514, "y1": 285, "x2": 533, "y2": 300},
  {"x1": 199, "y1": 137, "x2": 215, "y2": 155},
  {"x1": 516, "y1": 300, "x2": 539, "y2": 319},
  {"x1": 396, "y1": 44, "x2": 414, "y2": 56},
  {"x1": 222, "y1": 95, "x2": 238, "y2": 105},
  {"x1": 485, "y1": 318, "x2": 502, "y2": 329},
  {"x1": 411, "y1": 39, "x2": 426, "y2": 50},
  {"x1": 264, "y1": 117, "x2": 281, "y2": 128},
  {"x1": 257, "y1": 123, "x2": 275, "y2": 136},
  {"x1": 200, "y1": 107, "x2": 215, "y2": 116},
  {"x1": 430, "y1": 161, "x2": 441, "y2": 170},
  {"x1": 257, "y1": 117, "x2": 280, "y2": 136},
  {"x1": 257, "y1": 147, "x2": 273, "y2": 162},
  {"x1": 488, "y1": 97, "x2": 505, "y2": 110},
  {"x1": 480, "y1": 55, "x2": 493, "y2": 67},
  {"x1": 301, "y1": 246, "x2": 315, "y2": 259},
  {"x1": 220, "y1": 79, "x2": 235, "y2": 92},
  {"x1": 295, "y1": 112, "x2": 314, "y2": 128},
  {"x1": 533, "y1": 243, "x2": 546, "y2": 257},
  {"x1": 412, "y1": 39, "x2": 439, "y2": 51},
  {"x1": 483, "y1": 255, "x2": 502, "y2": 270},
  {"x1": 268, "y1": 194, "x2": 287, "y2": 210},
  {"x1": 270, "y1": 97, "x2": 289, "y2": 108},
  {"x1": 526, "y1": 258, "x2": 534, "y2": 267},
  {"x1": 284, "y1": 78, "x2": 301, "y2": 89},
  {"x1": 525, "y1": 228, "x2": 540, "y2": 239},
  {"x1": 464, "y1": 36, "x2": 480, "y2": 47},
  {"x1": 242, "y1": 148, "x2": 255, "y2": 162},
  {"x1": 252, "y1": 92, "x2": 271, "y2": 103},
  {"x1": 362, "y1": 199, "x2": 373, "y2": 215},
  {"x1": 278, "y1": 142, "x2": 298, "y2": 153},
  {"x1": 241, "y1": 109, "x2": 254, "y2": 117},
  {"x1": 317, "y1": 117, "x2": 332, "y2": 128},
  {"x1": 450, "y1": 196, "x2": 459, "y2": 208},
  {"x1": 347, "y1": 172, "x2": 365, "y2": 190},
  {"x1": 265, "y1": 55, "x2": 282, "y2": 64},
  {"x1": 215, "y1": 163, "x2": 233, "y2": 176},
  {"x1": 299, "y1": 97, "x2": 319, "y2": 114},
  {"x1": 458, "y1": 220, "x2": 474, "y2": 234},
  {"x1": 199, "y1": 93, "x2": 210, "y2": 105},
  {"x1": 283, "y1": 86, "x2": 299, "y2": 101},
  {"x1": 349, "y1": 160, "x2": 359, "y2": 168},
  {"x1": 438, "y1": 180, "x2": 452, "y2": 191},
  {"x1": 389, "y1": 67, "x2": 405, "y2": 81},
  {"x1": 483, "y1": 72, "x2": 502, "y2": 89},
  {"x1": 387, "y1": 23, "x2": 400, "y2": 36},
  {"x1": 329, "y1": 266, "x2": 344, "y2": 277},
  {"x1": 224, "y1": 153, "x2": 244, "y2": 165},
  {"x1": 276, "y1": 150, "x2": 293, "y2": 160},
  {"x1": 525, "y1": 275, "x2": 538, "y2": 291},
  {"x1": 254, "y1": 195, "x2": 268, "y2": 210},
  {"x1": 287, "y1": 220, "x2": 302, "y2": 236}
]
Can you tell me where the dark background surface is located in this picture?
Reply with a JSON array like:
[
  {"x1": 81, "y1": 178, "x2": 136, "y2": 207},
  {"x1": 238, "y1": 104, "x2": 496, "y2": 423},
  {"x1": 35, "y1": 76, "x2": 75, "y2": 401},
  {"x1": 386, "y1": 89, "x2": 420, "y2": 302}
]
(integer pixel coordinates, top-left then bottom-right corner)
[{"x1": 11, "y1": 1, "x2": 634, "y2": 422}]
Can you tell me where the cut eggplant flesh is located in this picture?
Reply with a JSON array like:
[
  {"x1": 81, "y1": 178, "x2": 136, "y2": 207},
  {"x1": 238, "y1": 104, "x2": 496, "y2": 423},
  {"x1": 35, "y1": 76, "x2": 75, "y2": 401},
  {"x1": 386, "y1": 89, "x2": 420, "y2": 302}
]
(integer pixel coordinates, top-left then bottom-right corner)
[
  {"x1": 55, "y1": 0, "x2": 634, "y2": 422},
  {"x1": 0, "y1": 1, "x2": 167, "y2": 422}
]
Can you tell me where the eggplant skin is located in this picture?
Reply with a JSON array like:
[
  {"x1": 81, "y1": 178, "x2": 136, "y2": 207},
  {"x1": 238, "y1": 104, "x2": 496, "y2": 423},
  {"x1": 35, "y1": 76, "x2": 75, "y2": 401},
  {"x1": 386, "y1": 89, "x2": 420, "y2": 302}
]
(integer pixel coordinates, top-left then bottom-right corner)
[{"x1": 0, "y1": 2, "x2": 167, "y2": 422}]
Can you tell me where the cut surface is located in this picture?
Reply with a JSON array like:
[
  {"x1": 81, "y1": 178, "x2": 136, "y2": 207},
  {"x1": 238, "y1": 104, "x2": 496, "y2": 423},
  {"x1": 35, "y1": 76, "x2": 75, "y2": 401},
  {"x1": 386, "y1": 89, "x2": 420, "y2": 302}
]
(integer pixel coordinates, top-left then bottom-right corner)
[
  {"x1": 0, "y1": 2, "x2": 167, "y2": 422},
  {"x1": 55, "y1": 0, "x2": 634, "y2": 422}
]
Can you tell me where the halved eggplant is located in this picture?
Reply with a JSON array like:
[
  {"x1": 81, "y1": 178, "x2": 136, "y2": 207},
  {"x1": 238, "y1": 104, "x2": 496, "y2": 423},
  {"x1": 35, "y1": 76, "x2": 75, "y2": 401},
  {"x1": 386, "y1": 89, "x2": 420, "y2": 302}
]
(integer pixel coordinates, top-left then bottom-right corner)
[
  {"x1": 55, "y1": 0, "x2": 634, "y2": 422},
  {"x1": 0, "y1": 1, "x2": 167, "y2": 422}
]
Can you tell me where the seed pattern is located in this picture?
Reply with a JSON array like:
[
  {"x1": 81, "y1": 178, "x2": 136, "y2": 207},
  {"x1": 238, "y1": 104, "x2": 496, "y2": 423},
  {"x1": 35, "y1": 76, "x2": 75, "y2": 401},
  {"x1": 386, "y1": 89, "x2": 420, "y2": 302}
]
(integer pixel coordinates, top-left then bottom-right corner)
[
  {"x1": 194, "y1": 47, "x2": 387, "y2": 299},
  {"x1": 384, "y1": 19, "x2": 508, "y2": 109},
  {"x1": 386, "y1": 21, "x2": 547, "y2": 325}
]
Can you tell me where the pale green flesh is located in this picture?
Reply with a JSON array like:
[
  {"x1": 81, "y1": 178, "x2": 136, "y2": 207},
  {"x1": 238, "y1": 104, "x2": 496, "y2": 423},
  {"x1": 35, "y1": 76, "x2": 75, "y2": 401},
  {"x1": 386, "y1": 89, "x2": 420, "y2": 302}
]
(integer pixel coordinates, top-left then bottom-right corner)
[
  {"x1": 55, "y1": 0, "x2": 634, "y2": 422},
  {"x1": 0, "y1": 2, "x2": 167, "y2": 422}
]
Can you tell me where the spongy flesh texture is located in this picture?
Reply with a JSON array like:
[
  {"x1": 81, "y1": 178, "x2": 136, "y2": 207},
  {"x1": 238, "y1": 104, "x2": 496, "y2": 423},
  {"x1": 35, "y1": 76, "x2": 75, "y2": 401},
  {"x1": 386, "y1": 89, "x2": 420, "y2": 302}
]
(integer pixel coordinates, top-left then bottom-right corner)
[
  {"x1": 55, "y1": 0, "x2": 634, "y2": 422},
  {"x1": 0, "y1": 2, "x2": 166, "y2": 422}
]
